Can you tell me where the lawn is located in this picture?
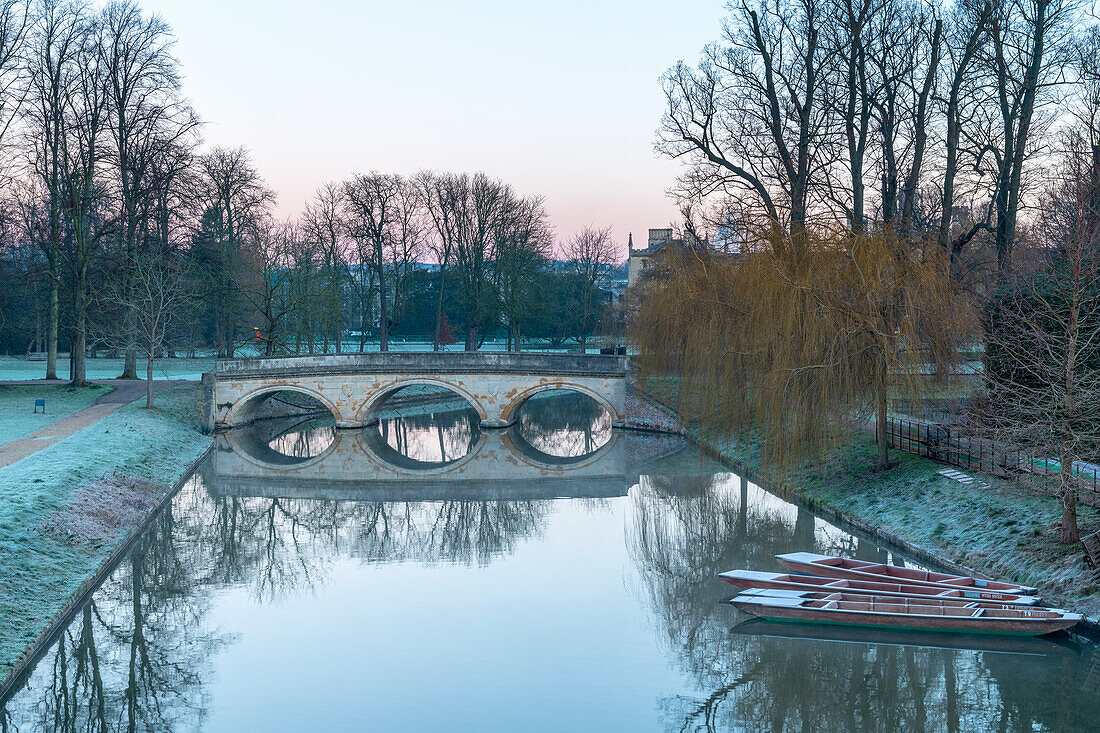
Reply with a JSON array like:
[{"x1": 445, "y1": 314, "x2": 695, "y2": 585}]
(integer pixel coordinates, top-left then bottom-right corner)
[
  {"x1": 0, "y1": 356, "x2": 216, "y2": 382},
  {"x1": 0, "y1": 385, "x2": 211, "y2": 684},
  {"x1": 0, "y1": 384, "x2": 113, "y2": 445}
]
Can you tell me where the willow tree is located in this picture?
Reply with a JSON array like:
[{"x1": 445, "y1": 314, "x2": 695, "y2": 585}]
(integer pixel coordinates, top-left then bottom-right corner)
[{"x1": 632, "y1": 229, "x2": 973, "y2": 471}]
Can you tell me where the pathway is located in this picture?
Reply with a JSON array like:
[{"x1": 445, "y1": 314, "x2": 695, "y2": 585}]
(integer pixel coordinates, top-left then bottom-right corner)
[{"x1": 0, "y1": 380, "x2": 188, "y2": 469}]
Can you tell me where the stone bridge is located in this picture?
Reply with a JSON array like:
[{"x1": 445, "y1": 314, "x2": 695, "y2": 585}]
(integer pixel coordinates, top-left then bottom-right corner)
[{"x1": 201, "y1": 352, "x2": 628, "y2": 433}]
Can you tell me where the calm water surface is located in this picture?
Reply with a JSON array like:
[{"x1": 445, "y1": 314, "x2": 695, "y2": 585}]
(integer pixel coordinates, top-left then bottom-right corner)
[{"x1": 2, "y1": 390, "x2": 1099, "y2": 732}]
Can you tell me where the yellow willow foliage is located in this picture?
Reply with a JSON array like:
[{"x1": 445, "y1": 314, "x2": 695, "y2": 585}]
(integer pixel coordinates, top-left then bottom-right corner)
[{"x1": 631, "y1": 230, "x2": 976, "y2": 470}]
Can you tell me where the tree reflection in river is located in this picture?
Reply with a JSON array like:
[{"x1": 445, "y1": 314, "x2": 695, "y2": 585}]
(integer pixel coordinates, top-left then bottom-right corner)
[
  {"x1": 628, "y1": 472, "x2": 1100, "y2": 732},
  {"x1": 1, "y1": 500, "x2": 224, "y2": 732},
  {"x1": 265, "y1": 417, "x2": 336, "y2": 459},
  {"x1": 377, "y1": 403, "x2": 480, "y2": 464}
]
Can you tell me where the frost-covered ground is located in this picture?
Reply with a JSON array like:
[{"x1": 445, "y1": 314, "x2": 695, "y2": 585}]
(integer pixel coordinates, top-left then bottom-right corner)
[
  {"x1": 0, "y1": 386, "x2": 210, "y2": 684},
  {"x1": 639, "y1": 376, "x2": 1100, "y2": 617},
  {"x1": 0, "y1": 356, "x2": 215, "y2": 381},
  {"x1": 0, "y1": 384, "x2": 113, "y2": 445}
]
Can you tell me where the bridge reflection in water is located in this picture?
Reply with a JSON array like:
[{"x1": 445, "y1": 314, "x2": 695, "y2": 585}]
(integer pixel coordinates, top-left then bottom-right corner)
[{"x1": 206, "y1": 390, "x2": 669, "y2": 503}]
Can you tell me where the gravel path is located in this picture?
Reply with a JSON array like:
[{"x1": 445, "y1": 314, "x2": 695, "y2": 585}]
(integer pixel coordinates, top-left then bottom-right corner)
[{"x1": 0, "y1": 380, "x2": 189, "y2": 469}]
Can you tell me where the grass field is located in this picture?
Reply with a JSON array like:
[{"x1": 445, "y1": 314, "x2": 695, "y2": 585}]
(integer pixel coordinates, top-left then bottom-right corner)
[
  {"x1": 0, "y1": 384, "x2": 113, "y2": 445},
  {"x1": 0, "y1": 356, "x2": 215, "y2": 382}
]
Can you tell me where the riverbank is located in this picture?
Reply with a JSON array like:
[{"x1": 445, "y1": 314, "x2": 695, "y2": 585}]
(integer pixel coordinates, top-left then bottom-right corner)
[
  {"x1": 0, "y1": 385, "x2": 211, "y2": 687},
  {"x1": 637, "y1": 376, "x2": 1100, "y2": 618}
]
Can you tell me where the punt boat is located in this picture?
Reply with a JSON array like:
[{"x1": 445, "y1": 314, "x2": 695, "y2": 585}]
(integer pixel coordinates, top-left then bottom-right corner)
[
  {"x1": 728, "y1": 589, "x2": 1079, "y2": 636},
  {"x1": 719, "y1": 569, "x2": 1041, "y2": 606},
  {"x1": 730, "y1": 618, "x2": 1082, "y2": 657},
  {"x1": 776, "y1": 552, "x2": 1039, "y2": 601}
]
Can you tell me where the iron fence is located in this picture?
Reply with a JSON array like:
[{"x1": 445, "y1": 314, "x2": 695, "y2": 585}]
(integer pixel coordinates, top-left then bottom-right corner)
[{"x1": 885, "y1": 417, "x2": 1100, "y2": 502}]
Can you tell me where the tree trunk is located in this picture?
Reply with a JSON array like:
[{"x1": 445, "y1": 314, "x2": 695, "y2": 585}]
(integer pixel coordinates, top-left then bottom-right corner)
[
  {"x1": 465, "y1": 325, "x2": 478, "y2": 352},
  {"x1": 46, "y1": 275, "x2": 59, "y2": 380},
  {"x1": 121, "y1": 346, "x2": 138, "y2": 379},
  {"x1": 1059, "y1": 449, "x2": 1079, "y2": 543},
  {"x1": 70, "y1": 283, "x2": 88, "y2": 387},
  {"x1": 146, "y1": 352, "x2": 155, "y2": 409},
  {"x1": 433, "y1": 266, "x2": 447, "y2": 351},
  {"x1": 378, "y1": 275, "x2": 390, "y2": 352}
]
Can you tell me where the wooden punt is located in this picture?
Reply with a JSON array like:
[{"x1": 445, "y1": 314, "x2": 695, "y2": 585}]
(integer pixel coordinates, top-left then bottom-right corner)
[
  {"x1": 776, "y1": 552, "x2": 1039, "y2": 601},
  {"x1": 730, "y1": 618, "x2": 1081, "y2": 657},
  {"x1": 728, "y1": 589, "x2": 1079, "y2": 636},
  {"x1": 719, "y1": 569, "x2": 1042, "y2": 605}
]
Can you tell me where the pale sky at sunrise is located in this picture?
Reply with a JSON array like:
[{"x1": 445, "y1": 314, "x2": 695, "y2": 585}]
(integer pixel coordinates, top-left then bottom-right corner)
[{"x1": 137, "y1": 0, "x2": 728, "y2": 258}]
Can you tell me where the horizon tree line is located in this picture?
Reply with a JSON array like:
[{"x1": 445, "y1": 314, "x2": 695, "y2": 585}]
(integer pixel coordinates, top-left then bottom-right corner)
[{"x1": 0, "y1": 0, "x2": 626, "y2": 386}]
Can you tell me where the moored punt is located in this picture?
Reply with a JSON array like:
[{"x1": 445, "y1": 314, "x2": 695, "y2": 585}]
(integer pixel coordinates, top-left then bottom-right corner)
[
  {"x1": 728, "y1": 589, "x2": 1080, "y2": 636},
  {"x1": 730, "y1": 618, "x2": 1082, "y2": 657},
  {"x1": 776, "y1": 552, "x2": 1039, "y2": 601},
  {"x1": 718, "y1": 569, "x2": 1041, "y2": 606}
]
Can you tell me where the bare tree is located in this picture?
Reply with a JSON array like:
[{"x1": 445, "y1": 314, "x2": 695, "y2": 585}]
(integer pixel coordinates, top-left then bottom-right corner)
[
  {"x1": 981, "y1": 31, "x2": 1100, "y2": 543},
  {"x1": 101, "y1": 0, "x2": 198, "y2": 378},
  {"x1": 56, "y1": 9, "x2": 112, "y2": 386},
  {"x1": 659, "y1": 0, "x2": 835, "y2": 245},
  {"x1": 342, "y1": 171, "x2": 403, "y2": 351},
  {"x1": 249, "y1": 218, "x2": 301, "y2": 356},
  {"x1": 417, "y1": 169, "x2": 463, "y2": 351},
  {"x1": 302, "y1": 181, "x2": 348, "y2": 353},
  {"x1": 195, "y1": 146, "x2": 273, "y2": 356},
  {"x1": 564, "y1": 225, "x2": 617, "y2": 351},
  {"x1": 495, "y1": 193, "x2": 551, "y2": 351},
  {"x1": 102, "y1": 248, "x2": 190, "y2": 407},
  {"x1": 937, "y1": 0, "x2": 991, "y2": 258},
  {"x1": 24, "y1": 0, "x2": 85, "y2": 379},
  {"x1": 982, "y1": 0, "x2": 1075, "y2": 281}
]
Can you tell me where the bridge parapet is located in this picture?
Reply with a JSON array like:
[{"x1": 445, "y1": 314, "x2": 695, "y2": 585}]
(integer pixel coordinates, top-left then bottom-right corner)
[
  {"x1": 202, "y1": 352, "x2": 628, "y2": 433},
  {"x1": 211, "y1": 352, "x2": 626, "y2": 378}
]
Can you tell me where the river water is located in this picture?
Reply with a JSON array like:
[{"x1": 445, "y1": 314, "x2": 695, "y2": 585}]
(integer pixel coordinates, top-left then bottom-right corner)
[{"x1": 2, "y1": 390, "x2": 1099, "y2": 732}]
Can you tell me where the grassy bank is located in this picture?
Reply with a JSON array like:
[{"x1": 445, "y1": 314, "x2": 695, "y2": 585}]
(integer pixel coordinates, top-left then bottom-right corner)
[
  {"x1": 0, "y1": 356, "x2": 215, "y2": 381},
  {"x1": 0, "y1": 384, "x2": 113, "y2": 445},
  {"x1": 0, "y1": 385, "x2": 211, "y2": 684},
  {"x1": 639, "y1": 376, "x2": 1100, "y2": 617}
]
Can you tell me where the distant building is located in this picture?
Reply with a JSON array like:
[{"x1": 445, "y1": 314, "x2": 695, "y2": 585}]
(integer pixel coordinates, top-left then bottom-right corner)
[{"x1": 627, "y1": 228, "x2": 707, "y2": 288}]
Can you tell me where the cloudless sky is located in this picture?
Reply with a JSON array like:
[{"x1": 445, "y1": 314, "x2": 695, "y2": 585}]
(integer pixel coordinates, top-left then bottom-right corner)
[{"x1": 138, "y1": 0, "x2": 728, "y2": 256}]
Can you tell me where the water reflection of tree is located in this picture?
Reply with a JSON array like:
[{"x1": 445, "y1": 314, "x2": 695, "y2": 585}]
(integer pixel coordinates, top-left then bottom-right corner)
[
  {"x1": 514, "y1": 391, "x2": 611, "y2": 458},
  {"x1": 266, "y1": 422, "x2": 336, "y2": 459},
  {"x1": 343, "y1": 499, "x2": 547, "y2": 567},
  {"x1": 2, "y1": 504, "x2": 224, "y2": 732},
  {"x1": 378, "y1": 408, "x2": 479, "y2": 463},
  {"x1": 196, "y1": 492, "x2": 549, "y2": 602},
  {"x1": 628, "y1": 472, "x2": 1092, "y2": 732}
]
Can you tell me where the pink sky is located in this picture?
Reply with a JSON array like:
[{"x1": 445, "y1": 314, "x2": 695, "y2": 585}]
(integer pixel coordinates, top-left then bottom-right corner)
[{"x1": 140, "y1": 0, "x2": 727, "y2": 258}]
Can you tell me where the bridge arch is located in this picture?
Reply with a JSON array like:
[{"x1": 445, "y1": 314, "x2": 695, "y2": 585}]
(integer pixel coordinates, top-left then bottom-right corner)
[
  {"x1": 501, "y1": 382, "x2": 619, "y2": 425},
  {"x1": 224, "y1": 383, "x2": 344, "y2": 428},
  {"x1": 356, "y1": 378, "x2": 489, "y2": 426}
]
